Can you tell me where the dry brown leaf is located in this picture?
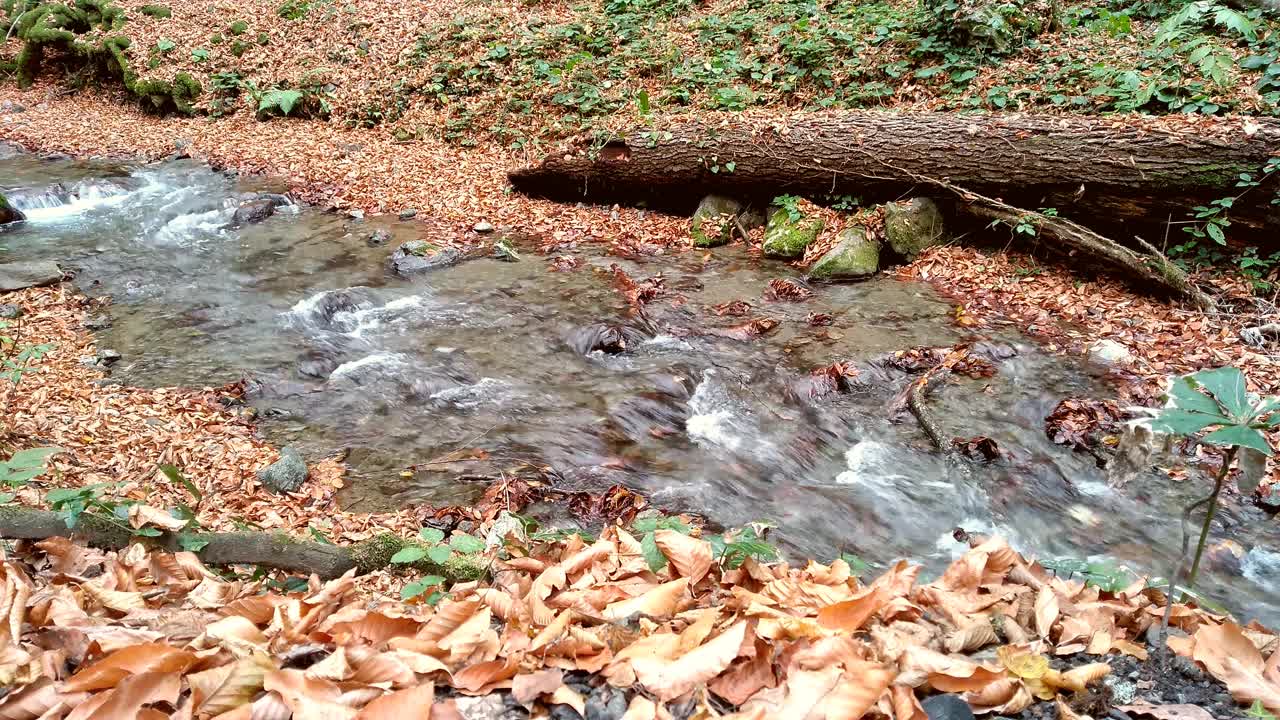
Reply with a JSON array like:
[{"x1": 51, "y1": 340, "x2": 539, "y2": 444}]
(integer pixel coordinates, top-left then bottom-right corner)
[
  {"x1": 355, "y1": 684, "x2": 435, "y2": 719},
  {"x1": 816, "y1": 587, "x2": 887, "y2": 633},
  {"x1": 81, "y1": 582, "x2": 146, "y2": 614},
  {"x1": 631, "y1": 620, "x2": 747, "y2": 701},
  {"x1": 67, "y1": 670, "x2": 179, "y2": 720},
  {"x1": 190, "y1": 653, "x2": 275, "y2": 715},
  {"x1": 1034, "y1": 586, "x2": 1059, "y2": 640},
  {"x1": 603, "y1": 578, "x2": 689, "y2": 621},
  {"x1": 818, "y1": 662, "x2": 893, "y2": 719},
  {"x1": 653, "y1": 530, "x2": 713, "y2": 584},
  {"x1": 127, "y1": 504, "x2": 189, "y2": 532},
  {"x1": 512, "y1": 669, "x2": 565, "y2": 705},
  {"x1": 62, "y1": 643, "x2": 198, "y2": 693}
]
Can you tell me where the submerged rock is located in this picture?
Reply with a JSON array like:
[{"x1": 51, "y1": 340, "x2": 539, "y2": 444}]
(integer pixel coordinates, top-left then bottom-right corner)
[
  {"x1": 568, "y1": 323, "x2": 650, "y2": 356},
  {"x1": 808, "y1": 227, "x2": 880, "y2": 280},
  {"x1": 691, "y1": 195, "x2": 745, "y2": 248},
  {"x1": 366, "y1": 228, "x2": 393, "y2": 247},
  {"x1": 885, "y1": 197, "x2": 948, "y2": 259},
  {"x1": 96, "y1": 348, "x2": 122, "y2": 366},
  {"x1": 762, "y1": 207, "x2": 823, "y2": 259},
  {"x1": 389, "y1": 240, "x2": 463, "y2": 276},
  {"x1": 257, "y1": 447, "x2": 308, "y2": 494},
  {"x1": 0, "y1": 261, "x2": 62, "y2": 291},
  {"x1": 231, "y1": 199, "x2": 277, "y2": 226},
  {"x1": 0, "y1": 193, "x2": 25, "y2": 225}
]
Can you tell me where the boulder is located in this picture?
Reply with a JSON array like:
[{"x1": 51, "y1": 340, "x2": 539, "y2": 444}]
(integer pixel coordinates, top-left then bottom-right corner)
[
  {"x1": 231, "y1": 199, "x2": 277, "y2": 226},
  {"x1": 808, "y1": 227, "x2": 881, "y2": 280},
  {"x1": 885, "y1": 198, "x2": 948, "y2": 260},
  {"x1": 257, "y1": 447, "x2": 308, "y2": 493},
  {"x1": 762, "y1": 207, "x2": 823, "y2": 259},
  {"x1": 0, "y1": 193, "x2": 25, "y2": 225},
  {"x1": 1087, "y1": 339, "x2": 1131, "y2": 367},
  {"x1": 389, "y1": 240, "x2": 463, "y2": 276},
  {"x1": 0, "y1": 261, "x2": 63, "y2": 291},
  {"x1": 691, "y1": 195, "x2": 744, "y2": 248}
]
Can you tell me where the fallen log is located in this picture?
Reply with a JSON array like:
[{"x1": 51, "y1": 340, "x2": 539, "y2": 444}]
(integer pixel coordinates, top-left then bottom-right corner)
[
  {"x1": 0, "y1": 507, "x2": 486, "y2": 580},
  {"x1": 510, "y1": 112, "x2": 1280, "y2": 234}
]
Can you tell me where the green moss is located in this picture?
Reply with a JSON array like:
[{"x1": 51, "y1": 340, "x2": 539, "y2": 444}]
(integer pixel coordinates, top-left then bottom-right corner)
[
  {"x1": 210, "y1": 32, "x2": 223, "y2": 44},
  {"x1": 228, "y1": 19, "x2": 247, "y2": 34},
  {"x1": 230, "y1": 40, "x2": 248, "y2": 57},
  {"x1": 690, "y1": 195, "x2": 744, "y2": 248},
  {"x1": 761, "y1": 207, "x2": 822, "y2": 259},
  {"x1": 350, "y1": 533, "x2": 404, "y2": 574},
  {"x1": 139, "y1": 4, "x2": 170, "y2": 18},
  {"x1": 808, "y1": 228, "x2": 880, "y2": 280},
  {"x1": 257, "y1": 31, "x2": 270, "y2": 45},
  {"x1": 348, "y1": 533, "x2": 488, "y2": 581}
]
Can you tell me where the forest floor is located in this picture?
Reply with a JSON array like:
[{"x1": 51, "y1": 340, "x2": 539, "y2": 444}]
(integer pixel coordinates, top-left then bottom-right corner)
[{"x1": 2, "y1": 0, "x2": 1280, "y2": 716}]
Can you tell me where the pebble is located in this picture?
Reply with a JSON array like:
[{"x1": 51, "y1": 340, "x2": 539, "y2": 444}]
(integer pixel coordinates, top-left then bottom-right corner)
[
  {"x1": 398, "y1": 209, "x2": 418, "y2": 220},
  {"x1": 96, "y1": 348, "x2": 121, "y2": 365},
  {"x1": 473, "y1": 220, "x2": 495, "y2": 233},
  {"x1": 1104, "y1": 676, "x2": 1138, "y2": 705},
  {"x1": 1087, "y1": 338, "x2": 1133, "y2": 367},
  {"x1": 84, "y1": 313, "x2": 112, "y2": 330}
]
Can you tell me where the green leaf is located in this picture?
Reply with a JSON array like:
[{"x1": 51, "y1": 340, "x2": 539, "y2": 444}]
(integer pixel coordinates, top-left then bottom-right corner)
[
  {"x1": 134, "y1": 527, "x2": 163, "y2": 537},
  {"x1": 160, "y1": 464, "x2": 202, "y2": 504},
  {"x1": 1213, "y1": 6, "x2": 1257, "y2": 41},
  {"x1": 636, "y1": 89, "x2": 650, "y2": 115},
  {"x1": 1150, "y1": 409, "x2": 1230, "y2": 435},
  {"x1": 156, "y1": 38, "x2": 175, "y2": 51},
  {"x1": 179, "y1": 536, "x2": 210, "y2": 552},
  {"x1": 1206, "y1": 222, "x2": 1226, "y2": 244},
  {"x1": 1202, "y1": 424, "x2": 1274, "y2": 455},
  {"x1": 449, "y1": 533, "x2": 485, "y2": 555},
  {"x1": 401, "y1": 575, "x2": 446, "y2": 601},
  {"x1": 641, "y1": 531, "x2": 667, "y2": 572},
  {"x1": 839, "y1": 552, "x2": 870, "y2": 577},
  {"x1": 419, "y1": 527, "x2": 445, "y2": 544},
  {"x1": 390, "y1": 547, "x2": 428, "y2": 564},
  {"x1": 1168, "y1": 376, "x2": 1220, "y2": 415},
  {"x1": 259, "y1": 89, "x2": 304, "y2": 115},
  {"x1": 1192, "y1": 367, "x2": 1251, "y2": 419},
  {"x1": 427, "y1": 545, "x2": 452, "y2": 564},
  {"x1": 309, "y1": 526, "x2": 333, "y2": 544}
]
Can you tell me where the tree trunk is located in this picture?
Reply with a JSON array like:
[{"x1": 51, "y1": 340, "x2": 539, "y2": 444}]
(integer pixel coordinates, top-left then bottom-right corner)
[
  {"x1": 0, "y1": 507, "x2": 486, "y2": 581},
  {"x1": 509, "y1": 112, "x2": 1280, "y2": 236}
]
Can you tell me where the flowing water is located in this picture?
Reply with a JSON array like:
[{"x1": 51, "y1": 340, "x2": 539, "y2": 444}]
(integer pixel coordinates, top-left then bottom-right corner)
[{"x1": 2, "y1": 147, "x2": 1277, "y2": 625}]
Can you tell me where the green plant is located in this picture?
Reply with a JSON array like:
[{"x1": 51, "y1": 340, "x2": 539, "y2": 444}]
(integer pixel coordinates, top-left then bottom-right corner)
[
  {"x1": 138, "y1": 4, "x2": 169, "y2": 18},
  {"x1": 633, "y1": 512, "x2": 692, "y2": 572},
  {"x1": 706, "y1": 523, "x2": 779, "y2": 569},
  {"x1": 1039, "y1": 556, "x2": 1138, "y2": 592},
  {"x1": 392, "y1": 527, "x2": 486, "y2": 602},
  {"x1": 0, "y1": 446, "x2": 59, "y2": 503},
  {"x1": 228, "y1": 20, "x2": 247, "y2": 35},
  {"x1": 190, "y1": 47, "x2": 208, "y2": 62},
  {"x1": 773, "y1": 194, "x2": 803, "y2": 222},
  {"x1": 1247, "y1": 700, "x2": 1278, "y2": 720},
  {"x1": 1146, "y1": 367, "x2": 1277, "y2": 645},
  {"x1": 155, "y1": 37, "x2": 174, "y2": 52}
]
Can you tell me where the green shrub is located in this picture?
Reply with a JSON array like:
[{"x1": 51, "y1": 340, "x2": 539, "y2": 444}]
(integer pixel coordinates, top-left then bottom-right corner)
[
  {"x1": 228, "y1": 19, "x2": 247, "y2": 34},
  {"x1": 138, "y1": 4, "x2": 169, "y2": 18}
]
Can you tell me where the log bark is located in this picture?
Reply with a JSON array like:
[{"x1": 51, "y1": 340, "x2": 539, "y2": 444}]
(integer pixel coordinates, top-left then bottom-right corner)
[
  {"x1": 509, "y1": 112, "x2": 1280, "y2": 234},
  {"x1": 0, "y1": 507, "x2": 487, "y2": 580}
]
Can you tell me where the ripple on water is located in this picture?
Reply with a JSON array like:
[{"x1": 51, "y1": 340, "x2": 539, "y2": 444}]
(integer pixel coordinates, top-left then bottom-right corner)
[{"x1": 1243, "y1": 546, "x2": 1280, "y2": 590}]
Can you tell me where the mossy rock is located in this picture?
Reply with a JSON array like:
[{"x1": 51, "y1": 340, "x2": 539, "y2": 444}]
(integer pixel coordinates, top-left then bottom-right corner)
[
  {"x1": 691, "y1": 194, "x2": 744, "y2": 248},
  {"x1": 762, "y1": 207, "x2": 823, "y2": 259},
  {"x1": 808, "y1": 227, "x2": 880, "y2": 281},
  {"x1": 0, "y1": 192, "x2": 25, "y2": 224},
  {"x1": 884, "y1": 198, "x2": 948, "y2": 260},
  {"x1": 139, "y1": 4, "x2": 170, "y2": 18}
]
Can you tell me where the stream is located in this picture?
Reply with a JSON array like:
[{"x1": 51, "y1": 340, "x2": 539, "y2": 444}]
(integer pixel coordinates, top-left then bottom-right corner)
[{"x1": 2, "y1": 145, "x2": 1278, "y2": 626}]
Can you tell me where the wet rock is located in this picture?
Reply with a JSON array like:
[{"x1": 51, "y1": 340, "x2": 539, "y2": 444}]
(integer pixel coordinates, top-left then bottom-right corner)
[
  {"x1": 399, "y1": 209, "x2": 418, "y2": 220},
  {"x1": 568, "y1": 323, "x2": 649, "y2": 356},
  {"x1": 257, "y1": 447, "x2": 308, "y2": 494},
  {"x1": 0, "y1": 304, "x2": 22, "y2": 319},
  {"x1": 1204, "y1": 538, "x2": 1246, "y2": 576},
  {"x1": 762, "y1": 207, "x2": 823, "y2": 259},
  {"x1": 96, "y1": 348, "x2": 122, "y2": 366},
  {"x1": 921, "y1": 694, "x2": 975, "y2": 720},
  {"x1": 885, "y1": 197, "x2": 948, "y2": 260},
  {"x1": 230, "y1": 199, "x2": 278, "y2": 226},
  {"x1": 366, "y1": 228, "x2": 393, "y2": 247},
  {"x1": 0, "y1": 261, "x2": 63, "y2": 291},
  {"x1": 585, "y1": 685, "x2": 628, "y2": 720},
  {"x1": 389, "y1": 240, "x2": 463, "y2": 276},
  {"x1": 1087, "y1": 339, "x2": 1132, "y2": 367},
  {"x1": 84, "y1": 313, "x2": 113, "y2": 330},
  {"x1": 691, "y1": 195, "x2": 744, "y2": 248},
  {"x1": 0, "y1": 101, "x2": 25, "y2": 114},
  {"x1": 0, "y1": 193, "x2": 25, "y2": 225},
  {"x1": 493, "y1": 238, "x2": 520, "y2": 262},
  {"x1": 807, "y1": 227, "x2": 880, "y2": 280},
  {"x1": 298, "y1": 354, "x2": 341, "y2": 380},
  {"x1": 473, "y1": 220, "x2": 495, "y2": 234}
]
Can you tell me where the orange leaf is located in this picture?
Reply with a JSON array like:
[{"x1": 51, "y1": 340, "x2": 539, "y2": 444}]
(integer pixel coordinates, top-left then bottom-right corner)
[
  {"x1": 631, "y1": 620, "x2": 747, "y2": 701},
  {"x1": 653, "y1": 530, "x2": 712, "y2": 584},
  {"x1": 816, "y1": 587, "x2": 887, "y2": 633},
  {"x1": 356, "y1": 684, "x2": 435, "y2": 719},
  {"x1": 63, "y1": 643, "x2": 198, "y2": 693}
]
